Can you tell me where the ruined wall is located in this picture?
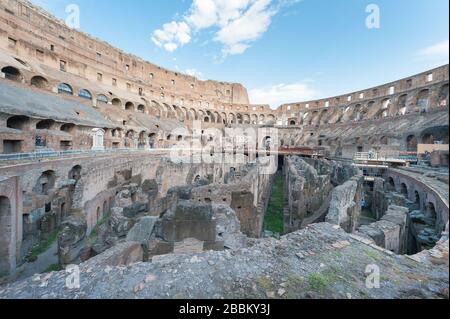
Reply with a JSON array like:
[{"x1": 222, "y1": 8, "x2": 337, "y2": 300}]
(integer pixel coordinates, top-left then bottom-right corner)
[
  {"x1": 357, "y1": 205, "x2": 410, "y2": 254},
  {"x1": 326, "y1": 174, "x2": 364, "y2": 233}
]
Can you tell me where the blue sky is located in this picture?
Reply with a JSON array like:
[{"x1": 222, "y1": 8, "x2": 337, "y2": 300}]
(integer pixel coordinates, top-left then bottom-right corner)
[{"x1": 31, "y1": 0, "x2": 449, "y2": 107}]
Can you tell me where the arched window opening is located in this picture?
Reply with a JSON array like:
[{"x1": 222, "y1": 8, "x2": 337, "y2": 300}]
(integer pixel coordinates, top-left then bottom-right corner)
[
  {"x1": 7, "y1": 115, "x2": 29, "y2": 130},
  {"x1": 30, "y1": 76, "x2": 49, "y2": 89},
  {"x1": 69, "y1": 165, "x2": 82, "y2": 181},
  {"x1": 112, "y1": 98, "x2": 122, "y2": 107},
  {"x1": 125, "y1": 102, "x2": 135, "y2": 111},
  {"x1": 61, "y1": 123, "x2": 76, "y2": 133},
  {"x1": 417, "y1": 89, "x2": 429, "y2": 111},
  {"x1": 406, "y1": 135, "x2": 418, "y2": 152},
  {"x1": 34, "y1": 170, "x2": 56, "y2": 195},
  {"x1": 78, "y1": 89, "x2": 92, "y2": 100},
  {"x1": 57, "y1": 83, "x2": 73, "y2": 95},
  {"x1": 97, "y1": 94, "x2": 108, "y2": 104},
  {"x1": 36, "y1": 119, "x2": 54, "y2": 130},
  {"x1": 1, "y1": 66, "x2": 22, "y2": 82},
  {"x1": 400, "y1": 183, "x2": 408, "y2": 197}
]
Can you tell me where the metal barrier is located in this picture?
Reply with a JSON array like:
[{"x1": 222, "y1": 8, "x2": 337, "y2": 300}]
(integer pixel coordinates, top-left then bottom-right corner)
[{"x1": 0, "y1": 148, "x2": 160, "y2": 162}]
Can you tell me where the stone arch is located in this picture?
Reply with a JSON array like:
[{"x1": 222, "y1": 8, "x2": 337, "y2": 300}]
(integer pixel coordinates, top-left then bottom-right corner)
[
  {"x1": 97, "y1": 94, "x2": 108, "y2": 104},
  {"x1": 259, "y1": 114, "x2": 265, "y2": 124},
  {"x1": 137, "y1": 104, "x2": 146, "y2": 113},
  {"x1": 421, "y1": 126, "x2": 449, "y2": 144},
  {"x1": 78, "y1": 89, "x2": 92, "y2": 100},
  {"x1": 125, "y1": 102, "x2": 135, "y2": 111},
  {"x1": 414, "y1": 190, "x2": 421, "y2": 206},
  {"x1": 30, "y1": 75, "x2": 49, "y2": 89},
  {"x1": 400, "y1": 183, "x2": 408, "y2": 197},
  {"x1": 236, "y1": 113, "x2": 243, "y2": 124},
  {"x1": 57, "y1": 83, "x2": 73, "y2": 95},
  {"x1": 228, "y1": 113, "x2": 236, "y2": 124},
  {"x1": 379, "y1": 136, "x2": 388, "y2": 145},
  {"x1": 396, "y1": 94, "x2": 408, "y2": 115},
  {"x1": 426, "y1": 202, "x2": 437, "y2": 225},
  {"x1": 438, "y1": 84, "x2": 449, "y2": 107},
  {"x1": 1, "y1": 66, "x2": 22, "y2": 82},
  {"x1": 112, "y1": 98, "x2": 122, "y2": 107},
  {"x1": 387, "y1": 177, "x2": 396, "y2": 191},
  {"x1": 68, "y1": 165, "x2": 82, "y2": 181},
  {"x1": 417, "y1": 89, "x2": 430, "y2": 111},
  {"x1": 34, "y1": 170, "x2": 56, "y2": 195},
  {"x1": 7, "y1": 115, "x2": 29, "y2": 130},
  {"x1": 60, "y1": 123, "x2": 76, "y2": 133},
  {"x1": 36, "y1": 119, "x2": 55, "y2": 130},
  {"x1": 406, "y1": 135, "x2": 418, "y2": 152}
]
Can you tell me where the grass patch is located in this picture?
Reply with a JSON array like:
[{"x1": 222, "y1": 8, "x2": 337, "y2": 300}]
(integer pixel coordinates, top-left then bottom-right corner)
[
  {"x1": 88, "y1": 213, "x2": 109, "y2": 243},
  {"x1": 307, "y1": 270, "x2": 339, "y2": 293},
  {"x1": 264, "y1": 173, "x2": 284, "y2": 234},
  {"x1": 29, "y1": 229, "x2": 60, "y2": 259},
  {"x1": 256, "y1": 276, "x2": 273, "y2": 290}
]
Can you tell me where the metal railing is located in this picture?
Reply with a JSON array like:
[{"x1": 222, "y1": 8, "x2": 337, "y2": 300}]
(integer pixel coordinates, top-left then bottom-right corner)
[
  {"x1": 354, "y1": 151, "x2": 418, "y2": 162},
  {"x1": 0, "y1": 148, "x2": 163, "y2": 162}
]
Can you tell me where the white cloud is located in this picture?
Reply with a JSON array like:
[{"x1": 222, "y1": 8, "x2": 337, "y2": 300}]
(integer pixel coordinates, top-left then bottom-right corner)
[
  {"x1": 185, "y1": 68, "x2": 204, "y2": 79},
  {"x1": 214, "y1": 0, "x2": 275, "y2": 56},
  {"x1": 416, "y1": 40, "x2": 449, "y2": 62},
  {"x1": 151, "y1": 21, "x2": 191, "y2": 50},
  {"x1": 151, "y1": 0, "x2": 298, "y2": 56},
  {"x1": 249, "y1": 82, "x2": 319, "y2": 108}
]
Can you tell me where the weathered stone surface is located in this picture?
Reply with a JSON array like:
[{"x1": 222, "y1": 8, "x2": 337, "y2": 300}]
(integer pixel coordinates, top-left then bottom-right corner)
[
  {"x1": 1, "y1": 223, "x2": 447, "y2": 299},
  {"x1": 126, "y1": 216, "x2": 158, "y2": 246},
  {"x1": 84, "y1": 242, "x2": 143, "y2": 268},
  {"x1": 358, "y1": 205, "x2": 409, "y2": 254},
  {"x1": 326, "y1": 175, "x2": 364, "y2": 233},
  {"x1": 57, "y1": 217, "x2": 88, "y2": 266},
  {"x1": 109, "y1": 207, "x2": 134, "y2": 237}
]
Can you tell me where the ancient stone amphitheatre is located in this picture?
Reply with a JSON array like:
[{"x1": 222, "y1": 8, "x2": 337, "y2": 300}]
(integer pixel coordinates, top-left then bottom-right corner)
[{"x1": 0, "y1": 0, "x2": 448, "y2": 300}]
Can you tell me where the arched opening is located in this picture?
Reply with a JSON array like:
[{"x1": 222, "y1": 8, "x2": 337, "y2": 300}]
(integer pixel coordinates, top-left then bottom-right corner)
[
  {"x1": 387, "y1": 177, "x2": 395, "y2": 191},
  {"x1": 34, "y1": 170, "x2": 56, "y2": 195},
  {"x1": 397, "y1": 94, "x2": 408, "y2": 115},
  {"x1": 137, "y1": 105, "x2": 145, "y2": 113},
  {"x1": 438, "y1": 84, "x2": 449, "y2": 107},
  {"x1": 60, "y1": 123, "x2": 76, "y2": 133},
  {"x1": 97, "y1": 94, "x2": 108, "y2": 104},
  {"x1": 417, "y1": 89, "x2": 429, "y2": 112},
  {"x1": 148, "y1": 133, "x2": 157, "y2": 148},
  {"x1": 421, "y1": 126, "x2": 449, "y2": 145},
  {"x1": 290, "y1": 120, "x2": 297, "y2": 125},
  {"x1": 36, "y1": 119, "x2": 55, "y2": 130},
  {"x1": 0, "y1": 196, "x2": 12, "y2": 277},
  {"x1": 379, "y1": 136, "x2": 388, "y2": 145},
  {"x1": 426, "y1": 202, "x2": 437, "y2": 225},
  {"x1": 125, "y1": 102, "x2": 135, "y2": 111},
  {"x1": 78, "y1": 89, "x2": 92, "y2": 100},
  {"x1": 406, "y1": 135, "x2": 418, "y2": 152},
  {"x1": 30, "y1": 76, "x2": 49, "y2": 89},
  {"x1": 103, "y1": 201, "x2": 108, "y2": 215},
  {"x1": 1, "y1": 66, "x2": 22, "y2": 82},
  {"x1": 68, "y1": 165, "x2": 82, "y2": 181},
  {"x1": 57, "y1": 83, "x2": 73, "y2": 95},
  {"x1": 414, "y1": 191, "x2": 420, "y2": 205},
  {"x1": 400, "y1": 183, "x2": 408, "y2": 197},
  {"x1": 96, "y1": 207, "x2": 101, "y2": 223},
  {"x1": 112, "y1": 98, "x2": 122, "y2": 107},
  {"x1": 6, "y1": 115, "x2": 29, "y2": 130}
]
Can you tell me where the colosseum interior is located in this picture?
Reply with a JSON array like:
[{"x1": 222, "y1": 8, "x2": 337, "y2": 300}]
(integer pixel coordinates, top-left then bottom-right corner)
[{"x1": 0, "y1": 0, "x2": 448, "y2": 300}]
